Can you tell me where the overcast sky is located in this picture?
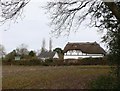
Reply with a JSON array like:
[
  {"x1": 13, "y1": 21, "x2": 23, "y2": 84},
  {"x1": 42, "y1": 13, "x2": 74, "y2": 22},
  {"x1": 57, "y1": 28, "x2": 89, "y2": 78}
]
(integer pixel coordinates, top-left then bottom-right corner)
[{"x1": 0, "y1": 0, "x2": 106, "y2": 53}]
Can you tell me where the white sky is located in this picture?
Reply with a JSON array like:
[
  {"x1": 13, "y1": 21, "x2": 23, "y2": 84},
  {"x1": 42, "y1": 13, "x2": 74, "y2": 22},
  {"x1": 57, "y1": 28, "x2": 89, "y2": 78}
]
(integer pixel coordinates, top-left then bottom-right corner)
[{"x1": 0, "y1": 0, "x2": 106, "y2": 53}]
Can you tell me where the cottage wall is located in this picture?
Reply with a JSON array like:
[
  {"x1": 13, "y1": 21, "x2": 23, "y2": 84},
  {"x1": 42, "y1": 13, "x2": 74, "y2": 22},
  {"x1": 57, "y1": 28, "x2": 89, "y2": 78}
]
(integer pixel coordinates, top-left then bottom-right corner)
[
  {"x1": 64, "y1": 50, "x2": 104, "y2": 59},
  {"x1": 53, "y1": 52, "x2": 59, "y2": 59}
]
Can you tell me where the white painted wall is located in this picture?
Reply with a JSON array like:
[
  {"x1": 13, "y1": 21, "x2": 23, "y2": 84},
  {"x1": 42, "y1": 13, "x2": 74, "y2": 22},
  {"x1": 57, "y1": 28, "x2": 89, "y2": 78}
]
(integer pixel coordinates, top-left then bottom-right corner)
[
  {"x1": 64, "y1": 50, "x2": 104, "y2": 59},
  {"x1": 53, "y1": 52, "x2": 59, "y2": 59},
  {"x1": 64, "y1": 55, "x2": 104, "y2": 59}
]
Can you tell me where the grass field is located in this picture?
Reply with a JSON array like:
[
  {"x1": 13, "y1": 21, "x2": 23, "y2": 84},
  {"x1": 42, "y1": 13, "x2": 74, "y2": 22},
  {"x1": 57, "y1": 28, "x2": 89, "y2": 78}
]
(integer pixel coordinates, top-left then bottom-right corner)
[{"x1": 2, "y1": 65, "x2": 111, "y2": 89}]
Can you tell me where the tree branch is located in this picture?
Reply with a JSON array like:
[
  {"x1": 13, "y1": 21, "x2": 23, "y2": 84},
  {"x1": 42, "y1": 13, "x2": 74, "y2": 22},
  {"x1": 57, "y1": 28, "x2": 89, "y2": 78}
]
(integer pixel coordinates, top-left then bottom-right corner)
[{"x1": 104, "y1": 2, "x2": 120, "y2": 22}]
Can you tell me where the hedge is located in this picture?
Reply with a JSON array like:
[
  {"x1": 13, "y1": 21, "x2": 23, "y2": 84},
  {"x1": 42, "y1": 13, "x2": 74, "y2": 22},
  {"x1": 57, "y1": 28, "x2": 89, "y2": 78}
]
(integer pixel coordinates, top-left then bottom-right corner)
[{"x1": 2, "y1": 57, "x2": 109, "y2": 66}]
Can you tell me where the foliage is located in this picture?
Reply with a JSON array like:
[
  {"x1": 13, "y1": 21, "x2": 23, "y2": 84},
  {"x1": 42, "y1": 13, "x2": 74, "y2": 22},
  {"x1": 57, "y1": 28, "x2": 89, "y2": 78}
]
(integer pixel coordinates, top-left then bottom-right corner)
[
  {"x1": 4, "y1": 48, "x2": 37, "y2": 63},
  {"x1": 80, "y1": 58, "x2": 107, "y2": 65},
  {"x1": 53, "y1": 47, "x2": 63, "y2": 54},
  {"x1": 3, "y1": 44, "x2": 29, "y2": 60},
  {"x1": 101, "y1": 6, "x2": 120, "y2": 86},
  {"x1": 29, "y1": 50, "x2": 36, "y2": 57},
  {"x1": 64, "y1": 57, "x2": 108, "y2": 65},
  {"x1": 3, "y1": 57, "x2": 109, "y2": 66},
  {"x1": 41, "y1": 58, "x2": 53, "y2": 66},
  {"x1": 4, "y1": 50, "x2": 16, "y2": 62},
  {"x1": 103, "y1": 28, "x2": 120, "y2": 79},
  {"x1": 3, "y1": 59, "x2": 42, "y2": 66},
  {"x1": 53, "y1": 48, "x2": 64, "y2": 60}
]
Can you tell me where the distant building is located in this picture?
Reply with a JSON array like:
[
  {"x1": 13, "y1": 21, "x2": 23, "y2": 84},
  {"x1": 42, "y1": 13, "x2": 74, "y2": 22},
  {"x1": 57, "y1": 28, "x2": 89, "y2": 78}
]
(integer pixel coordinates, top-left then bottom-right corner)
[
  {"x1": 38, "y1": 51, "x2": 59, "y2": 61},
  {"x1": 15, "y1": 55, "x2": 21, "y2": 61},
  {"x1": 63, "y1": 42, "x2": 106, "y2": 59}
]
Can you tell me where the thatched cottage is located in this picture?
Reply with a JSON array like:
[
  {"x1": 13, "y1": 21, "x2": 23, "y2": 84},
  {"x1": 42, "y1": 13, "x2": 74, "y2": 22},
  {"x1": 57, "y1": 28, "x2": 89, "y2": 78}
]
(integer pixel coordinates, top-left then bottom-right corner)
[{"x1": 63, "y1": 42, "x2": 106, "y2": 59}]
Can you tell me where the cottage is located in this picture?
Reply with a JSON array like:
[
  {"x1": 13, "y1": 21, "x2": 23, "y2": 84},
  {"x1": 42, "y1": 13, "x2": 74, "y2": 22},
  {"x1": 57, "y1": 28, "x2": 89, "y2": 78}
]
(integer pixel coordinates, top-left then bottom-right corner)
[
  {"x1": 15, "y1": 56, "x2": 21, "y2": 61},
  {"x1": 63, "y1": 42, "x2": 106, "y2": 59},
  {"x1": 14, "y1": 53, "x2": 21, "y2": 61},
  {"x1": 38, "y1": 51, "x2": 59, "y2": 61}
]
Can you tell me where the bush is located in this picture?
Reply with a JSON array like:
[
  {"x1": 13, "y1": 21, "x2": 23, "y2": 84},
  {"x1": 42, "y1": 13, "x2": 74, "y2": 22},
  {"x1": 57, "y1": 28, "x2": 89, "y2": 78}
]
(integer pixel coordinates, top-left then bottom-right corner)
[
  {"x1": 41, "y1": 59, "x2": 65, "y2": 66},
  {"x1": 63, "y1": 57, "x2": 109, "y2": 65},
  {"x1": 52, "y1": 59, "x2": 64, "y2": 66},
  {"x1": 45, "y1": 58, "x2": 53, "y2": 63},
  {"x1": 29, "y1": 58, "x2": 42, "y2": 65},
  {"x1": 3, "y1": 57, "x2": 109, "y2": 66},
  {"x1": 40, "y1": 58, "x2": 53, "y2": 66},
  {"x1": 2, "y1": 59, "x2": 42, "y2": 66},
  {"x1": 78, "y1": 57, "x2": 109, "y2": 65}
]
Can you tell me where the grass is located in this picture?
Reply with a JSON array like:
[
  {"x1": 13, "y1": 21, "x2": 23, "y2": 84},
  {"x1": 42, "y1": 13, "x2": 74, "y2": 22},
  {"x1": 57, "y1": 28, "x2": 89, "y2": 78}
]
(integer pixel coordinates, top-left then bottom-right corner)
[{"x1": 2, "y1": 65, "x2": 111, "y2": 89}]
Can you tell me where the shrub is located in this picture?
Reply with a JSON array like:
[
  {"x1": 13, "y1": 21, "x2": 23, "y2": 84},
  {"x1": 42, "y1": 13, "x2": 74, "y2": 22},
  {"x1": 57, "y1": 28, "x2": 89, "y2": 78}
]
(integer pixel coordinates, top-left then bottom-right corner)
[
  {"x1": 3, "y1": 57, "x2": 109, "y2": 66},
  {"x1": 2, "y1": 59, "x2": 42, "y2": 66},
  {"x1": 78, "y1": 57, "x2": 109, "y2": 65},
  {"x1": 41, "y1": 59, "x2": 65, "y2": 66},
  {"x1": 29, "y1": 58, "x2": 42, "y2": 65},
  {"x1": 45, "y1": 58, "x2": 53, "y2": 63},
  {"x1": 52, "y1": 59, "x2": 64, "y2": 66},
  {"x1": 63, "y1": 57, "x2": 108, "y2": 65},
  {"x1": 40, "y1": 58, "x2": 53, "y2": 66}
]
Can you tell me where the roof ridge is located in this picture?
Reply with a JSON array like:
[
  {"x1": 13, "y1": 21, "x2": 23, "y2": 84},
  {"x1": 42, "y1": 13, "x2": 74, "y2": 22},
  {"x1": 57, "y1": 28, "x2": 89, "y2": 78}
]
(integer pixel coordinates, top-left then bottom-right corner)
[{"x1": 68, "y1": 42, "x2": 97, "y2": 44}]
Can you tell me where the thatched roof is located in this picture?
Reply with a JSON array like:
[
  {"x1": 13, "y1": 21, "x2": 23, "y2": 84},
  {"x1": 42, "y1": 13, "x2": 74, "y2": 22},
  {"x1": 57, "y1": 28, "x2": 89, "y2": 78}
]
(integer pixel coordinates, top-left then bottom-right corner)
[{"x1": 64, "y1": 42, "x2": 106, "y2": 54}]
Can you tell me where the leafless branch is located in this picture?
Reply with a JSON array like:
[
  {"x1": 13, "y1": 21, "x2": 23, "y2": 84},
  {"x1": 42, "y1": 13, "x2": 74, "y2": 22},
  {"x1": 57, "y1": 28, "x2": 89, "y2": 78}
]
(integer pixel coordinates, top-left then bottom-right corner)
[
  {"x1": 0, "y1": 0, "x2": 30, "y2": 24},
  {"x1": 45, "y1": 0, "x2": 102, "y2": 36},
  {"x1": 45, "y1": 0, "x2": 120, "y2": 37}
]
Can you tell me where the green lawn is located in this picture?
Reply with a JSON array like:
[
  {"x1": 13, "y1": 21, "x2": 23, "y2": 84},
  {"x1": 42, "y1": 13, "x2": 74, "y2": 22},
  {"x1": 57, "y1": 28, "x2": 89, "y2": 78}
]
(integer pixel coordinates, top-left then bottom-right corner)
[{"x1": 2, "y1": 65, "x2": 111, "y2": 89}]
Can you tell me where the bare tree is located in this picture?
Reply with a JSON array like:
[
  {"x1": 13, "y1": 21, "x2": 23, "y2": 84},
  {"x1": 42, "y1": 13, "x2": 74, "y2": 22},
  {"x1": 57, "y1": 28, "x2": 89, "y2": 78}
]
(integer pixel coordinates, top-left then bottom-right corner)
[
  {"x1": 0, "y1": 0, "x2": 30, "y2": 24},
  {"x1": 0, "y1": 0, "x2": 120, "y2": 33},
  {"x1": 0, "y1": 44, "x2": 6, "y2": 59},
  {"x1": 45, "y1": 0, "x2": 120, "y2": 36},
  {"x1": 16, "y1": 43, "x2": 29, "y2": 56}
]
